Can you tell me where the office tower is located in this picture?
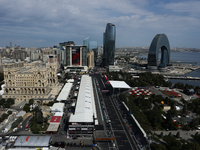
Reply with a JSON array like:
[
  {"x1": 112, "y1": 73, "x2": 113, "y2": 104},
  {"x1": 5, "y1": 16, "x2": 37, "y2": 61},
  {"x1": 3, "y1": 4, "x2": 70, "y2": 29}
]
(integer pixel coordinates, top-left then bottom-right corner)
[
  {"x1": 103, "y1": 23, "x2": 116, "y2": 66},
  {"x1": 89, "y1": 41, "x2": 98, "y2": 61},
  {"x1": 83, "y1": 37, "x2": 91, "y2": 52},
  {"x1": 64, "y1": 45, "x2": 87, "y2": 66}
]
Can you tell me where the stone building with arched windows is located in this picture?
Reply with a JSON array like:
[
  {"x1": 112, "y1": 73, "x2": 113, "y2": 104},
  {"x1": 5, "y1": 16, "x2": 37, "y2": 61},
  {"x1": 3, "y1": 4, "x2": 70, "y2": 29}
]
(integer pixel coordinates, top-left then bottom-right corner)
[{"x1": 2, "y1": 57, "x2": 59, "y2": 103}]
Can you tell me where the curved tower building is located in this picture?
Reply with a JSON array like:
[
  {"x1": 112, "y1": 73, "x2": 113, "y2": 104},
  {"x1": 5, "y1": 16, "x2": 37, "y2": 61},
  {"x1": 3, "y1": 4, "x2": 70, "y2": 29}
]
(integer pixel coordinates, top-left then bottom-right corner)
[
  {"x1": 148, "y1": 34, "x2": 170, "y2": 70},
  {"x1": 103, "y1": 23, "x2": 116, "y2": 66}
]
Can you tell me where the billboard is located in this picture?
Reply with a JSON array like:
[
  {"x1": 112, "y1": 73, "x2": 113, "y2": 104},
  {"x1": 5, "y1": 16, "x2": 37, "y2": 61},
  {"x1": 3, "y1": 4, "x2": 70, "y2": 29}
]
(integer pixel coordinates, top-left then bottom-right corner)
[{"x1": 72, "y1": 47, "x2": 80, "y2": 65}]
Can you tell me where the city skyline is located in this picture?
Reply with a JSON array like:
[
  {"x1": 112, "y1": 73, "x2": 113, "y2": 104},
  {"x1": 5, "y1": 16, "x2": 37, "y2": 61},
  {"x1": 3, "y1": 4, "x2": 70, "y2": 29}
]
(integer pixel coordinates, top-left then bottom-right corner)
[{"x1": 0, "y1": 0, "x2": 200, "y2": 48}]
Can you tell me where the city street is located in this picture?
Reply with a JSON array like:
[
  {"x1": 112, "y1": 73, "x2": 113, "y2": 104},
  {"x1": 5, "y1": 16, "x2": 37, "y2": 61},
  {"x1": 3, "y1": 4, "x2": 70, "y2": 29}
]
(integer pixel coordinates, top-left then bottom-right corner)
[{"x1": 91, "y1": 73, "x2": 139, "y2": 150}]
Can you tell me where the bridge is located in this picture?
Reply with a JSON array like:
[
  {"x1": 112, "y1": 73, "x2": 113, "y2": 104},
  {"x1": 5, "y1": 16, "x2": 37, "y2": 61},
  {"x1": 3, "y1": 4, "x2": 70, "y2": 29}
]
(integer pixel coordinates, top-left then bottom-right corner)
[{"x1": 166, "y1": 76, "x2": 200, "y2": 80}]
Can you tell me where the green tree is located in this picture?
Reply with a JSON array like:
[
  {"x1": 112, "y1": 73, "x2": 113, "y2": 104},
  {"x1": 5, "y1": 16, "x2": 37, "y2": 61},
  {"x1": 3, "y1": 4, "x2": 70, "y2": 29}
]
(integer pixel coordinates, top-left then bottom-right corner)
[
  {"x1": 29, "y1": 99, "x2": 34, "y2": 105},
  {"x1": 184, "y1": 83, "x2": 194, "y2": 89},
  {"x1": 163, "y1": 136, "x2": 182, "y2": 150},
  {"x1": 3, "y1": 103, "x2": 11, "y2": 108},
  {"x1": 7, "y1": 110, "x2": 12, "y2": 115},
  {"x1": 119, "y1": 93, "x2": 127, "y2": 102},
  {"x1": 0, "y1": 113, "x2": 9, "y2": 122},
  {"x1": 6, "y1": 98, "x2": 14, "y2": 105},
  {"x1": 31, "y1": 124, "x2": 40, "y2": 134},
  {"x1": 182, "y1": 104, "x2": 187, "y2": 115},
  {"x1": 182, "y1": 125, "x2": 190, "y2": 131},
  {"x1": 195, "y1": 132, "x2": 198, "y2": 136},
  {"x1": 174, "y1": 82, "x2": 184, "y2": 89},
  {"x1": 168, "y1": 132, "x2": 172, "y2": 136},
  {"x1": 31, "y1": 107, "x2": 43, "y2": 124},
  {"x1": 11, "y1": 116, "x2": 23, "y2": 129},
  {"x1": 176, "y1": 131, "x2": 180, "y2": 138},
  {"x1": 181, "y1": 142, "x2": 200, "y2": 150},
  {"x1": 160, "y1": 132, "x2": 163, "y2": 138},
  {"x1": 0, "y1": 73, "x2": 4, "y2": 82},
  {"x1": 23, "y1": 104, "x2": 30, "y2": 112},
  {"x1": 165, "y1": 112, "x2": 174, "y2": 130},
  {"x1": 189, "y1": 118, "x2": 200, "y2": 129},
  {"x1": 0, "y1": 98, "x2": 5, "y2": 105},
  {"x1": 150, "y1": 143, "x2": 166, "y2": 150},
  {"x1": 145, "y1": 110, "x2": 162, "y2": 129}
]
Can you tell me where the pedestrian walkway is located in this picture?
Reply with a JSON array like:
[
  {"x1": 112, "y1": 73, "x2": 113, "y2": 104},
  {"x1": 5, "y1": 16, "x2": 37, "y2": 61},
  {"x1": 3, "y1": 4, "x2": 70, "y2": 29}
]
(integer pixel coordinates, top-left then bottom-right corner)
[{"x1": 154, "y1": 130, "x2": 200, "y2": 140}]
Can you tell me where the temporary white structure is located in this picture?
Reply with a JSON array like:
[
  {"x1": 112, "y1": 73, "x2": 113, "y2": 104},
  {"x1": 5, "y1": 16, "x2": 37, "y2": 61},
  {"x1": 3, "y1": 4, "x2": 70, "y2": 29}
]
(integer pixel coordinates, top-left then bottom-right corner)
[
  {"x1": 109, "y1": 81, "x2": 131, "y2": 89},
  {"x1": 56, "y1": 83, "x2": 73, "y2": 101},
  {"x1": 50, "y1": 103, "x2": 65, "y2": 113},
  {"x1": 109, "y1": 80, "x2": 131, "y2": 94},
  {"x1": 69, "y1": 75, "x2": 97, "y2": 123}
]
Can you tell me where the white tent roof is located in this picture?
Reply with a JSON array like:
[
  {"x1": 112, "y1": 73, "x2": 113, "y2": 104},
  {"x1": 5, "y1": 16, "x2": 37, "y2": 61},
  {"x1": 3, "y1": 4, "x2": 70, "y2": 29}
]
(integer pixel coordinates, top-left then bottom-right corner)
[
  {"x1": 56, "y1": 83, "x2": 73, "y2": 101},
  {"x1": 54, "y1": 112, "x2": 64, "y2": 117},
  {"x1": 69, "y1": 113, "x2": 93, "y2": 122},
  {"x1": 69, "y1": 75, "x2": 96, "y2": 123},
  {"x1": 46, "y1": 124, "x2": 60, "y2": 132},
  {"x1": 51, "y1": 103, "x2": 65, "y2": 109},
  {"x1": 109, "y1": 80, "x2": 131, "y2": 89}
]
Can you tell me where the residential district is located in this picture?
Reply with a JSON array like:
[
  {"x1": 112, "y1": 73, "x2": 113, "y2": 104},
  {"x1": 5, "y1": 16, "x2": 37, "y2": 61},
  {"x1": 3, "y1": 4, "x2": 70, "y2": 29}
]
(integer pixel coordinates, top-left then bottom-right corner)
[{"x1": 0, "y1": 24, "x2": 200, "y2": 150}]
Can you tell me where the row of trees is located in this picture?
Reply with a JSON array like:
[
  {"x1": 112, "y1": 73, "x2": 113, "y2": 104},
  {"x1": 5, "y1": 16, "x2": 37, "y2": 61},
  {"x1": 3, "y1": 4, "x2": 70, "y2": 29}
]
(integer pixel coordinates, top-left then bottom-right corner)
[
  {"x1": 0, "y1": 98, "x2": 14, "y2": 108},
  {"x1": 174, "y1": 82, "x2": 200, "y2": 95},
  {"x1": 119, "y1": 93, "x2": 180, "y2": 131},
  {"x1": 107, "y1": 71, "x2": 172, "y2": 87},
  {"x1": 151, "y1": 133, "x2": 200, "y2": 150},
  {"x1": 11, "y1": 116, "x2": 23, "y2": 129}
]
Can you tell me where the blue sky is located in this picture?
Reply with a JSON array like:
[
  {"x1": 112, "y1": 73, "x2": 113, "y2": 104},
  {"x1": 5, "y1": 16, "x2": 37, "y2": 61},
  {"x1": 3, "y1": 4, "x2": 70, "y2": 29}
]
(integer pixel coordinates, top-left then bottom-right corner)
[{"x1": 0, "y1": 0, "x2": 200, "y2": 48}]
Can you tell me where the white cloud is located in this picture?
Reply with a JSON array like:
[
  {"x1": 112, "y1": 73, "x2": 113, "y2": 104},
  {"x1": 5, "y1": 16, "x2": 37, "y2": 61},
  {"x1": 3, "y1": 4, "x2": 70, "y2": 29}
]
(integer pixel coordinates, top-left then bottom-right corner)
[
  {"x1": 164, "y1": 1, "x2": 200, "y2": 15},
  {"x1": 0, "y1": 0, "x2": 200, "y2": 48}
]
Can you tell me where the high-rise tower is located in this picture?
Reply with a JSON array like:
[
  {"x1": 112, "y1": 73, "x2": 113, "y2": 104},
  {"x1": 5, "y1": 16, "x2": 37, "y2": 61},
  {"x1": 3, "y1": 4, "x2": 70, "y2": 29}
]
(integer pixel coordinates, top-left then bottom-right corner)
[
  {"x1": 103, "y1": 23, "x2": 116, "y2": 66},
  {"x1": 83, "y1": 37, "x2": 91, "y2": 52}
]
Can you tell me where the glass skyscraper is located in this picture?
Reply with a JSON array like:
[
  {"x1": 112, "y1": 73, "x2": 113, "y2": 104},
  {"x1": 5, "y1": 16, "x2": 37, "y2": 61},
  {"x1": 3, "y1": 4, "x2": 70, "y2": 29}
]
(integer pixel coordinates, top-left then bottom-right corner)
[
  {"x1": 83, "y1": 37, "x2": 98, "y2": 62},
  {"x1": 89, "y1": 41, "x2": 97, "y2": 51},
  {"x1": 89, "y1": 41, "x2": 98, "y2": 61},
  {"x1": 83, "y1": 37, "x2": 91, "y2": 52},
  {"x1": 103, "y1": 23, "x2": 116, "y2": 66}
]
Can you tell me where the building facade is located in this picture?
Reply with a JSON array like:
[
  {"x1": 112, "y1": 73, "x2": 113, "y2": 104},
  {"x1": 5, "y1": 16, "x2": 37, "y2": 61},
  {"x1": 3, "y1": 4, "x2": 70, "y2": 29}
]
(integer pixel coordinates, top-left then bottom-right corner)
[
  {"x1": 87, "y1": 50, "x2": 94, "y2": 69},
  {"x1": 89, "y1": 41, "x2": 98, "y2": 62},
  {"x1": 103, "y1": 23, "x2": 116, "y2": 66},
  {"x1": 11, "y1": 50, "x2": 27, "y2": 61},
  {"x1": 3, "y1": 57, "x2": 58, "y2": 103},
  {"x1": 64, "y1": 45, "x2": 87, "y2": 67},
  {"x1": 83, "y1": 37, "x2": 91, "y2": 52}
]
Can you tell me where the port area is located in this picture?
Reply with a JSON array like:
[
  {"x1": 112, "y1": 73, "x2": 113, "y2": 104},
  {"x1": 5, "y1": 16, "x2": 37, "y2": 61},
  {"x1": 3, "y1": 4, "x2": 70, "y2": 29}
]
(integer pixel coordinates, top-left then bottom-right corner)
[
  {"x1": 162, "y1": 64, "x2": 200, "y2": 76},
  {"x1": 130, "y1": 62, "x2": 200, "y2": 76}
]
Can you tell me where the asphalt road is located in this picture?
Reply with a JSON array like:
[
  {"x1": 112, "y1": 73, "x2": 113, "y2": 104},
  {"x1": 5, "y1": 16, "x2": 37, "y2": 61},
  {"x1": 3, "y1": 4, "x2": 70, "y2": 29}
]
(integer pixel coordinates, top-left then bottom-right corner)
[{"x1": 91, "y1": 74, "x2": 139, "y2": 150}]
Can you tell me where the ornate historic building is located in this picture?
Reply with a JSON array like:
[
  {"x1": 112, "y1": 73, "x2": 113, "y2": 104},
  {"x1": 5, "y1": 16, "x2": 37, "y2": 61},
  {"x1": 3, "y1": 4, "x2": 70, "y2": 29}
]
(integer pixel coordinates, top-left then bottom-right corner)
[{"x1": 2, "y1": 55, "x2": 59, "y2": 103}]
